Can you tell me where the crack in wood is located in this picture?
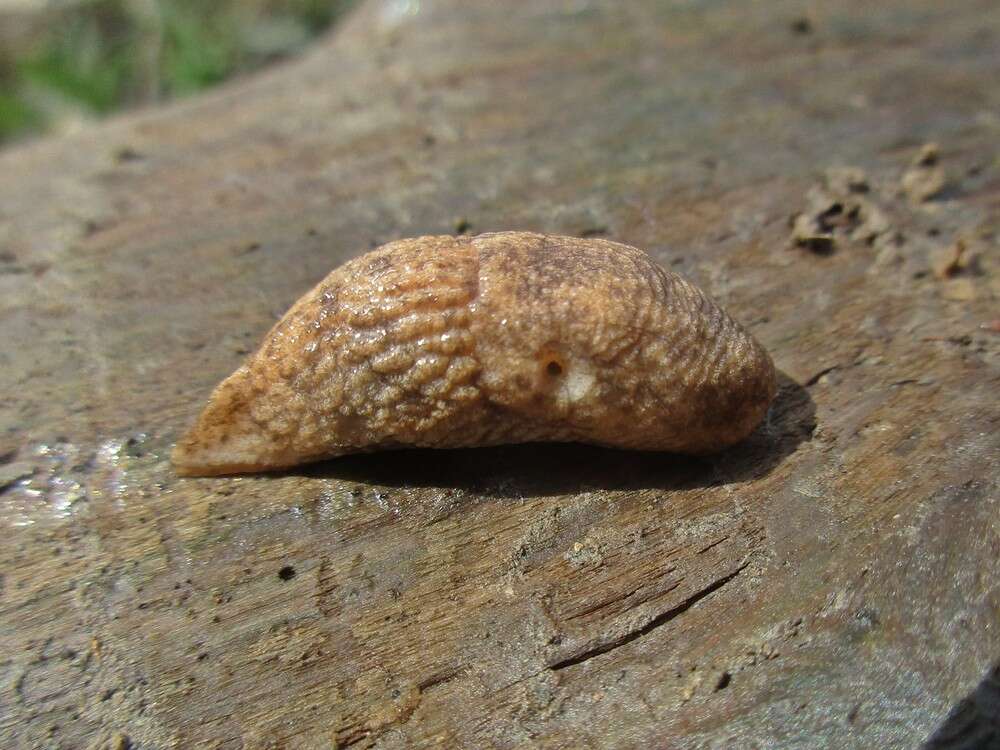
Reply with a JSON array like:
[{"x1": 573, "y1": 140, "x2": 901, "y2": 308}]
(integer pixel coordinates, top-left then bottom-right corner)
[
  {"x1": 335, "y1": 725, "x2": 370, "y2": 748},
  {"x1": 697, "y1": 535, "x2": 730, "y2": 554},
  {"x1": 547, "y1": 563, "x2": 748, "y2": 671},
  {"x1": 566, "y1": 577, "x2": 683, "y2": 622},
  {"x1": 418, "y1": 668, "x2": 462, "y2": 691},
  {"x1": 805, "y1": 365, "x2": 840, "y2": 387}
]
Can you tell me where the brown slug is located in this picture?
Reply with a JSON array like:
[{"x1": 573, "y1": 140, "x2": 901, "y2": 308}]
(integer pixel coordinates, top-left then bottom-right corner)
[{"x1": 172, "y1": 232, "x2": 776, "y2": 476}]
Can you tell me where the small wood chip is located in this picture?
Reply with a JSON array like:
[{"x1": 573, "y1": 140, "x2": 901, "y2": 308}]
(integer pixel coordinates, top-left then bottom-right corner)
[
  {"x1": 932, "y1": 239, "x2": 967, "y2": 279},
  {"x1": 901, "y1": 143, "x2": 947, "y2": 202}
]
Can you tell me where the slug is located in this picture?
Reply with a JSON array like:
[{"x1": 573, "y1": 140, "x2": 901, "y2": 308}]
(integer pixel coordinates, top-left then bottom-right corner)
[{"x1": 172, "y1": 232, "x2": 776, "y2": 476}]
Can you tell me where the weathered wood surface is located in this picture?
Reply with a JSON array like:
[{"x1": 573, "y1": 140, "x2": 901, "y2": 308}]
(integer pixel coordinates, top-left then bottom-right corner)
[{"x1": 1, "y1": 1, "x2": 998, "y2": 748}]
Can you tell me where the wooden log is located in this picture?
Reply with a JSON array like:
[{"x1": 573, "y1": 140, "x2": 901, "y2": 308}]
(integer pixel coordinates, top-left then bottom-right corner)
[{"x1": 0, "y1": 1, "x2": 997, "y2": 747}]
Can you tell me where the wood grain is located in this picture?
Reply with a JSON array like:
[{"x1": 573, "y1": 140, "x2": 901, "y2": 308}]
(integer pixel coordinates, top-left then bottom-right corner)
[{"x1": 0, "y1": 1, "x2": 997, "y2": 748}]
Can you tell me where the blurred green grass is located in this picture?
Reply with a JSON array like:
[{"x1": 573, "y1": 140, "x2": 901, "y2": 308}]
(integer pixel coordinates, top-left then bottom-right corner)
[{"x1": 0, "y1": 0, "x2": 357, "y2": 144}]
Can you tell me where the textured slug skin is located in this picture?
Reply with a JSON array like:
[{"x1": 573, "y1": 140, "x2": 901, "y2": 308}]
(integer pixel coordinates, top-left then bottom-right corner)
[{"x1": 172, "y1": 232, "x2": 776, "y2": 476}]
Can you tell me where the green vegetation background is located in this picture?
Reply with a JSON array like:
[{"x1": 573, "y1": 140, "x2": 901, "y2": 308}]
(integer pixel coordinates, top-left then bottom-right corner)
[{"x1": 0, "y1": 0, "x2": 356, "y2": 143}]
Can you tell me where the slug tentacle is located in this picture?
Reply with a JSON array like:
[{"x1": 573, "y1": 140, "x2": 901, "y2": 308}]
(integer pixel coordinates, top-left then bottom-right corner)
[{"x1": 172, "y1": 232, "x2": 776, "y2": 476}]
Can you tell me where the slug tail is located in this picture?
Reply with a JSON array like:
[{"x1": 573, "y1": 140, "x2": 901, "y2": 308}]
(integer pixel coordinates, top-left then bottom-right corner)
[{"x1": 171, "y1": 369, "x2": 295, "y2": 477}]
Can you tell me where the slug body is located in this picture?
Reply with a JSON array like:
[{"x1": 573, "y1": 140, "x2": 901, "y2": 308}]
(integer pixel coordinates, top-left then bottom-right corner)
[{"x1": 173, "y1": 232, "x2": 776, "y2": 476}]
